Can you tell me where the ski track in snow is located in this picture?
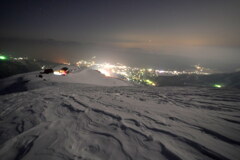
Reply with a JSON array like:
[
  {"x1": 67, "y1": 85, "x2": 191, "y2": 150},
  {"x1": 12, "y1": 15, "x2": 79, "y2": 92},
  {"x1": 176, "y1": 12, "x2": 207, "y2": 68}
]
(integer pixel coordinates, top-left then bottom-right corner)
[{"x1": 0, "y1": 83, "x2": 240, "y2": 160}]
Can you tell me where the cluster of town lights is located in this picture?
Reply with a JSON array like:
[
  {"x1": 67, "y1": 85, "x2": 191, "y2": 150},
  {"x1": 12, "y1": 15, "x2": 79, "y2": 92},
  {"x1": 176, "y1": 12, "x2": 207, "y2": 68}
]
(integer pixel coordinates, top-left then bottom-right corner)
[
  {"x1": 0, "y1": 54, "x2": 221, "y2": 88},
  {"x1": 75, "y1": 59, "x2": 212, "y2": 87}
]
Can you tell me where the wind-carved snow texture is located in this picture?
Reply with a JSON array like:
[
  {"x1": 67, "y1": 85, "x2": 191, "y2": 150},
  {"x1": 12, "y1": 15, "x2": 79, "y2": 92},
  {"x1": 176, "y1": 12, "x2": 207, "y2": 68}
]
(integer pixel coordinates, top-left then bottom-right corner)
[{"x1": 0, "y1": 83, "x2": 240, "y2": 159}]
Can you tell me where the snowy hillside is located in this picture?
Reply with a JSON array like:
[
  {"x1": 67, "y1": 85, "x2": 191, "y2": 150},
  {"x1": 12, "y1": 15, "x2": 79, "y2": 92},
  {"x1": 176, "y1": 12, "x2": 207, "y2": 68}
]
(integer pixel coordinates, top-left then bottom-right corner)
[
  {"x1": 0, "y1": 69, "x2": 240, "y2": 160},
  {"x1": 48, "y1": 67, "x2": 131, "y2": 86},
  {"x1": 0, "y1": 67, "x2": 131, "y2": 95}
]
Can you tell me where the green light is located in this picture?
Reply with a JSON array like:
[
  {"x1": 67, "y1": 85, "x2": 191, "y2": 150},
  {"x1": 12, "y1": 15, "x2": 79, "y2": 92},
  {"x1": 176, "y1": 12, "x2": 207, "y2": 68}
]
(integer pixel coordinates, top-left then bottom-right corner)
[
  {"x1": 213, "y1": 84, "x2": 222, "y2": 88},
  {"x1": 144, "y1": 79, "x2": 156, "y2": 86},
  {"x1": 0, "y1": 56, "x2": 7, "y2": 60}
]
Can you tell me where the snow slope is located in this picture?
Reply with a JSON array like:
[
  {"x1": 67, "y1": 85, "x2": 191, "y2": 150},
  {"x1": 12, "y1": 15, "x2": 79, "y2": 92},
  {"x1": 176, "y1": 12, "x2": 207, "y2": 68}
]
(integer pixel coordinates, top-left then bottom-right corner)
[
  {"x1": 0, "y1": 67, "x2": 131, "y2": 94},
  {"x1": 48, "y1": 69, "x2": 131, "y2": 86},
  {"x1": 0, "y1": 70, "x2": 240, "y2": 160}
]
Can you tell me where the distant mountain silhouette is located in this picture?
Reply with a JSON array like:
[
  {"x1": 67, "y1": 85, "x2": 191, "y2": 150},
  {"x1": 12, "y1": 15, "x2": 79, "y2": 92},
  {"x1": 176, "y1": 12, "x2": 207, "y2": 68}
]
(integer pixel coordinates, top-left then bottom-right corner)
[{"x1": 0, "y1": 59, "x2": 59, "y2": 79}]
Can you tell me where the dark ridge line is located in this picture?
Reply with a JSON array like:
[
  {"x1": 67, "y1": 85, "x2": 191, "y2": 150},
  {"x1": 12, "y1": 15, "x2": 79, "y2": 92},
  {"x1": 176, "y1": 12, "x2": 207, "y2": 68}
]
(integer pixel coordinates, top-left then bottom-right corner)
[
  {"x1": 169, "y1": 116, "x2": 240, "y2": 146},
  {"x1": 200, "y1": 128, "x2": 240, "y2": 146},
  {"x1": 195, "y1": 100, "x2": 226, "y2": 106},
  {"x1": 145, "y1": 126, "x2": 230, "y2": 160},
  {"x1": 67, "y1": 96, "x2": 89, "y2": 108},
  {"x1": 91, "y1": 131, "x2": 133, "y2": 160},
  {"x1": 91, "y1": 108, "x2": 122, "y2": 121},
  {"x1": 211, "y1": 98, "x2": 240, "y2": 103},
  {"x1": 68, "y1": 95, "x2": 122, "y2": 121},
  {"x1": 232, "y1": 115, "x2": 240, "y2": 118},
  {"x1": 74, "y1": 94, "x2": 96, "y2": 101},
  {"x1": 15, "y1": 135, "x2": 39, "y2": 160},
  {"x1": 220, "y1": 117, "x2": 240, "y2": 125},
  {"x1": 95, "y1": 95, "x2": 167, "y2": 126},
  {"x1": 159, "y1": 143, "x2": 182, "y2": 160},
  {"x1": 121, "y1": 124, "x2": 150, "y2": 140},
  {"x1": 61, "y1": 102, "x2": 83, "y2": 113},
  {"x1": 16, "y1": 120, "x2": 25, "y2": 133},
  {"x1": 124, "y1": 118, "x2": 141, "y2": 127},
  {"x1": 142, "y1": 115, "x2": 167, "y2": 126}
]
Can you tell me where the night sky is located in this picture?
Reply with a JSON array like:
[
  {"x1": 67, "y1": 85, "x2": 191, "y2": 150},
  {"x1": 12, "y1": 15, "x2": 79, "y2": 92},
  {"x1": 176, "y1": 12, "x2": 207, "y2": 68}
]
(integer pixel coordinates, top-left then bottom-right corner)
[{"x1": 0, "y1": 0, "x2": 240, "y2": 71}]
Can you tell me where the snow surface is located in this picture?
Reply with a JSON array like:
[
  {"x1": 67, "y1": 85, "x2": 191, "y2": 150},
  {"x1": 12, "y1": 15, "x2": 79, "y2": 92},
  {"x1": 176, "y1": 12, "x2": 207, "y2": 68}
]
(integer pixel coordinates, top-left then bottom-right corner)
[
  {"x1": 0, "y1": 68, "x2": 240, "y2": 160},
  {"x1": 49, "y1": 66, "x2": 131, "y2": 86},
  {"x1": 50, "y1": 69, "x2": 131, "y2": 86}
]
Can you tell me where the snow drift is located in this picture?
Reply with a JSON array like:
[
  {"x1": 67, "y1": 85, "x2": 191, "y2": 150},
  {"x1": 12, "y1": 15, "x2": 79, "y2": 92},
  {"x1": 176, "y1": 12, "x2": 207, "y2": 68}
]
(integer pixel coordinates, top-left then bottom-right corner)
[
  {"x1": 0, "y1": 68, "x2": 240, "y2": 160},
  {"x1": 48, "y1": 68, "x2": 131, "y2": 86}
]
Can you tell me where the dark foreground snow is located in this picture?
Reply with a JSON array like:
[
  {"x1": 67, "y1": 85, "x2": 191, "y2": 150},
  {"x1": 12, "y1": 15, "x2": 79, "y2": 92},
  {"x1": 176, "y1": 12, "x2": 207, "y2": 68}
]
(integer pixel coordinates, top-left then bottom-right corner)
[{"x1": 0, "y1": 71, "x2": 240, "y2": 160}]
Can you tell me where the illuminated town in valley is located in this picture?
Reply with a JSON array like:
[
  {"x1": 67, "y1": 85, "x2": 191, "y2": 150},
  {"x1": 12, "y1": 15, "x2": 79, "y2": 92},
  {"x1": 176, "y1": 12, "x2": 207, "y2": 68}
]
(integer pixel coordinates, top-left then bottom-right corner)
[
  {"x1": 75, "y1": 58, "x2": 211, "y2": 86},
  {"x1": 0, "y1": 53, "x2": 212, "y2": 87}
]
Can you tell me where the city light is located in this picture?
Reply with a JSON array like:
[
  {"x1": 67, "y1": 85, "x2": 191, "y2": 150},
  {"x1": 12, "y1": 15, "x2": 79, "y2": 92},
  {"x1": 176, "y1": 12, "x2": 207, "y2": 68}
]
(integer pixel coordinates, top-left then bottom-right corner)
[
  {"x1": 213, "y1": 84, "x2": 222, "y2": 88},
  {"x1": 0, "y1": 55, "x2": 7, "y2": 60},
  {"x1": 98, "y1": 69, "x2": 111, "y2": 77},
  {"x1": 76, "y1": 59, "x2": 211, "y2": 86},
  {"x1": 144, "y1": 79, "x2": 156, "y2": 86},
  {"x1": 54, "y1": 70, "x2": 67, "y2": 76}
]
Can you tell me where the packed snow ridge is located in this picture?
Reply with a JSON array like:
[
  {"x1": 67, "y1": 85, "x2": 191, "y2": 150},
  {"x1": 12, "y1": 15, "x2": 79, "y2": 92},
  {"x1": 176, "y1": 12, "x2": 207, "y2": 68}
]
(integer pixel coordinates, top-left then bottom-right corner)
[{"x1": 0, "y1": 66, "x2": 240, "y2": 160}]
